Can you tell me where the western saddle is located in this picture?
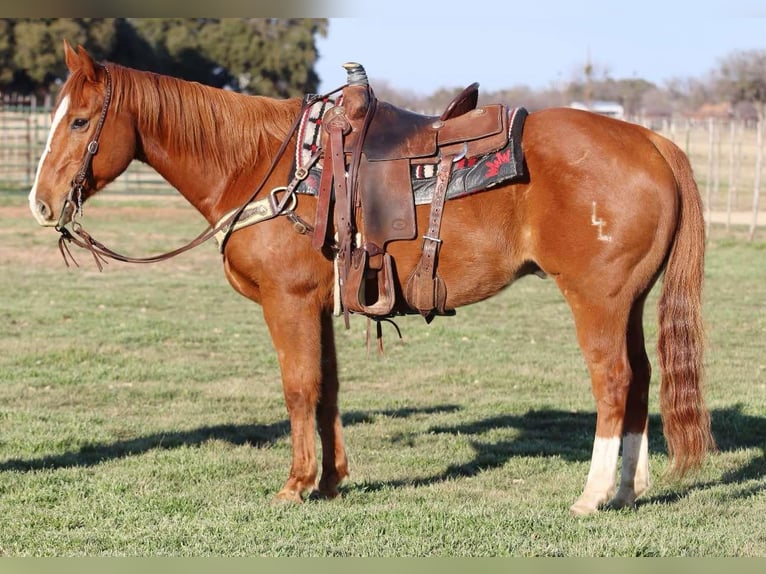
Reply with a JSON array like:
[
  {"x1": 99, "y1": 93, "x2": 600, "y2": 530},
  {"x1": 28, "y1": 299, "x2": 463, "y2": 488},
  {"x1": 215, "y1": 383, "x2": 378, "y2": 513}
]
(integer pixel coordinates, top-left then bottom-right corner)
[{"x1": 313, "y1": 63, "x2": 514, "y2": 324}]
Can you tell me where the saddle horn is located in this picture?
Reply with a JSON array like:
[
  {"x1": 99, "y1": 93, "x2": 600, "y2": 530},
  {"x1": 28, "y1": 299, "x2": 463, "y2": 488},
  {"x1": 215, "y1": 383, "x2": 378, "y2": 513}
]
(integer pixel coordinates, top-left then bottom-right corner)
[{"x1": 342, "y1": 62, "x2": 368, "y2": 86}]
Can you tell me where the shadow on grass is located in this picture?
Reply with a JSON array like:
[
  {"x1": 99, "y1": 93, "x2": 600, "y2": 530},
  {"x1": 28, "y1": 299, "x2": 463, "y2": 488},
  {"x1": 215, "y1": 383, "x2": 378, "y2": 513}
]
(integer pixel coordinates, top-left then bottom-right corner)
[
  {"x1": 1, "y1": 402, "x2": 762, "y2": 507},
  {"x1": 637, "y1": 403, "x2": 766, "y2": 509},
  {"x1": 344, "y1": 404, "x2": 766, "y2": 507},
  {"x1": 0, "y1": 404, "x2": 460, "y2": 473},
  {"x1": 348, "y1": 408, "x2": 599, "y2": 492}
]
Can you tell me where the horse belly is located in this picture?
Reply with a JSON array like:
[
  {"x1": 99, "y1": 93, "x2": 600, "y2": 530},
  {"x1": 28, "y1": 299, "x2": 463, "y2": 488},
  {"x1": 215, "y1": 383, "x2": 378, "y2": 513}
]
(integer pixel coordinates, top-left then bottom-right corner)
[{"x1": 389, "y1": 190, "x2": 529, "y2": 308}]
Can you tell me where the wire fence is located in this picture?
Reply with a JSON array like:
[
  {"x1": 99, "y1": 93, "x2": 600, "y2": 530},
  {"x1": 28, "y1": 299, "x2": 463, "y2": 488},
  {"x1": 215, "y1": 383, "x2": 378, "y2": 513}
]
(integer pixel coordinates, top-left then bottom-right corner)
[
  {"x1": 643, "y1": 115, "x2": 764, "y2": 236},
  {"x1": 2, "y1": 95, "x2": 764, "y2": 234},
  {"x1": 0, "y1": 95, "x2": 168, "y2": 194}
]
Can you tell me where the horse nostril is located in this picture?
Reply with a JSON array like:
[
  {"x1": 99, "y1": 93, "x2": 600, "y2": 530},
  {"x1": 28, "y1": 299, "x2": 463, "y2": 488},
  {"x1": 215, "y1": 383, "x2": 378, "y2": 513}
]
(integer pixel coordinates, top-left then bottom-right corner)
[{"x1": 36, "y1": 200, "x2": 52, "y2": 220}]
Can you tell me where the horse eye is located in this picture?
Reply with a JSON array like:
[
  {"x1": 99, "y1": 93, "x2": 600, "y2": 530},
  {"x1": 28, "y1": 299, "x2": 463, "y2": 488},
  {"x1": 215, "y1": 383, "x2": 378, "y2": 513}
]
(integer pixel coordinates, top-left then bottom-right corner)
[{"x1": 71, "y1": 118, "x2": 89, "y2": 130}]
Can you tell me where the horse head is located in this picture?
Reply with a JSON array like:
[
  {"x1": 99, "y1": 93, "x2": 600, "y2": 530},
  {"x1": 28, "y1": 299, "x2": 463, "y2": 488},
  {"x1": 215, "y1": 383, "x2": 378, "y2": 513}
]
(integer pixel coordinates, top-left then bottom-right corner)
[{"x1": 29, "y1": 40, "x2": 136, "y2": 228}]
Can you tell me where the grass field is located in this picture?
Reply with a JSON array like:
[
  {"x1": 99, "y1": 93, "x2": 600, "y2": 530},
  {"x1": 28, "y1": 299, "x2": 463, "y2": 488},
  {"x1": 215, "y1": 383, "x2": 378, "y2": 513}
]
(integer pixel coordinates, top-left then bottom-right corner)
[{"x1": 0, "y1": 190, "x2": 764, "y2": 556}]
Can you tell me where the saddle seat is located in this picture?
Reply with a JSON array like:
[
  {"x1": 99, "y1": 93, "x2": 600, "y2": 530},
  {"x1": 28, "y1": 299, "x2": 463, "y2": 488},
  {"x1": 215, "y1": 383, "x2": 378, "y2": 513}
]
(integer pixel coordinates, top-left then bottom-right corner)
[{"x1": 314, "y1": 63, "x2": 512, "y2": 323}]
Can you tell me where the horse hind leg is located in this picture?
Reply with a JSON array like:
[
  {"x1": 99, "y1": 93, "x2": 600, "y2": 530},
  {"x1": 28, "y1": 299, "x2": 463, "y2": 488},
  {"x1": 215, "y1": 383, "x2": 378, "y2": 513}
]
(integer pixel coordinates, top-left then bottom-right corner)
[
  {"x1": 567, "y1": 299, "x2": 633, "y2": 516},
  {"x1": 611, "y1": 297, "x2": 652, "y2": 509}
]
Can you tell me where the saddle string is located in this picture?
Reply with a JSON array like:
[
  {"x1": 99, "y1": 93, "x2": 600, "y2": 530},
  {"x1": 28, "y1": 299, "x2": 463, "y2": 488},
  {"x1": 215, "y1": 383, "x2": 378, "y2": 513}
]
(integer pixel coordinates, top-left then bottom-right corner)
[
  {"x1": 56, "y1": 82, "x2": 349, "y2": 267},
  {"x1": 365, "y1": 316, "x2": 403, "y2": 356}
]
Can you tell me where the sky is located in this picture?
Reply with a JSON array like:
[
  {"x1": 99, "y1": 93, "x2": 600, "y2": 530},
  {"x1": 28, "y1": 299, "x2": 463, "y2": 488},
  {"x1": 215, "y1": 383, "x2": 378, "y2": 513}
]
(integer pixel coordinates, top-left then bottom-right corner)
[{"x1": 315, "y1": 0, "x2": 766, "y2": 96}]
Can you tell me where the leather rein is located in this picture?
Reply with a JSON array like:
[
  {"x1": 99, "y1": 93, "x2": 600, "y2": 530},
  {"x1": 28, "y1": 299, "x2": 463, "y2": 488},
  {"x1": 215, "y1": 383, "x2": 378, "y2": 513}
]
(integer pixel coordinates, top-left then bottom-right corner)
[{"x1": 55, "y1": 62, "x2": 339, "y2": 270}]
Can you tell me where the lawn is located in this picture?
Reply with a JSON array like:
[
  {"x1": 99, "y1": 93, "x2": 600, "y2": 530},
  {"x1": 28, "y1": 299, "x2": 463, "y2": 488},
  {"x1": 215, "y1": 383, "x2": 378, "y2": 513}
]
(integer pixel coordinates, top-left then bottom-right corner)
[{"x1": 0, "y1": 191, "x2": 764, "y2": 556}]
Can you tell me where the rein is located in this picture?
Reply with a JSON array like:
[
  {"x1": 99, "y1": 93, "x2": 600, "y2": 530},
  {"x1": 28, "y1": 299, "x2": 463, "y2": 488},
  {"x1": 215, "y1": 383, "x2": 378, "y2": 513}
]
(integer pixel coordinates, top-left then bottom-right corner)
[{"x1": 55, "y1": 62, "x2": 344, "y2": 269}]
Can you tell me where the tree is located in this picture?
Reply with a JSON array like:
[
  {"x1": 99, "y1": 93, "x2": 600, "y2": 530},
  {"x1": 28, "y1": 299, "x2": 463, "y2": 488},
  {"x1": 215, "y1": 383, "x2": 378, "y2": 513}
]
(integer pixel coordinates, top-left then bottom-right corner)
[
  {"x1": 714, "y1": 49, "x2": 766, "y2": 123},
  {"x1": 200, "y1": 18, "x2": 328, "y2": 96},
  {"x1": 117, "y1": 18, "x2": 328, "y2": 96},
  {"x1": 640, "y1": 87, "x2": 674, "y2": 118},
  {"x1": 663, "y1": 76, "x2": 714, "y2": 115},
  {"x1": 0, "y1": 18, "x2": 328, "y2": 97},
  {"x1": 566, "y1": 69, "x2": 656, "y2": 116},
  {"x1": 125, "y1": 19, "x2": 225, "y2": 87},
  {"x1": 5, "y1": 19, "x2": 115, "y2": 93}
]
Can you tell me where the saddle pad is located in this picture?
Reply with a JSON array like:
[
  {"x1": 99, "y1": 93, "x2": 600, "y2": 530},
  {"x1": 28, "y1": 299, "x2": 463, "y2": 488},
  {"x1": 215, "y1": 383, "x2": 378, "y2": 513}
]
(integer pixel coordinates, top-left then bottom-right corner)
[
  {"x1": 411, "y1": 106, "x2": 527, "y2": 204},
  {"x1": 292, "y1": 96, "x2": 528, "y2": 206},
  {"x1": 295, "y1": 93, "x2": 340, "y2": 172}
]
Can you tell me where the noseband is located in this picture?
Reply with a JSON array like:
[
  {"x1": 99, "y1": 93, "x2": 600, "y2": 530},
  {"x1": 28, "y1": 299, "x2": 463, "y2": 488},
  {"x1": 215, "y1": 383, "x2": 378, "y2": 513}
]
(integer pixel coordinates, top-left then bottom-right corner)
[{"x1": 55, "y1": 64, "x2": 113, "y2": 231}]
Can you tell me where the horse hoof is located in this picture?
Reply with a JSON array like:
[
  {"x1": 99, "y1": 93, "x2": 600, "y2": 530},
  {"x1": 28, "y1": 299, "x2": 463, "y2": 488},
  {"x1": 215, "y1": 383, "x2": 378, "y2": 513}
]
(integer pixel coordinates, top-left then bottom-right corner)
[
  {"x1": 608, "y1": 494, "x2": 637, "y2": 511},
  {"x1": 308, "y1": 488, "x2": 340, "y2": 501},
  {"x1": 569, "y1": 497, "x2": 600, "y2": 516},
  {"x1": 274, "y1": 489, "x2": 304, "y2": 505}
]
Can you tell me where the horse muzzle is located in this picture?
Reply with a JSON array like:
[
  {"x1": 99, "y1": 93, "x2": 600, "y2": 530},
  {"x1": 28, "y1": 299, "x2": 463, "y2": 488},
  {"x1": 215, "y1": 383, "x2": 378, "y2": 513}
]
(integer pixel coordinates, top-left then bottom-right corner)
[
  {"x1": 30, "y1": 193, "x2": 77, "y2": 229},
  {"x1": 29, "y1": 197, "x2": 60, "y2": 227}
]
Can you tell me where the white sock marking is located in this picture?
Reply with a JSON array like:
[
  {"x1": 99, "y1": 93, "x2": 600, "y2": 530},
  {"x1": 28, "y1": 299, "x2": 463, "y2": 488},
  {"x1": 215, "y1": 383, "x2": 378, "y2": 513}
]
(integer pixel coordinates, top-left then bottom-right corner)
[
  {"x1": 620, "y1": 431, "x2": 650, "y2": 493},
  {"x1": 586, "y1": 436, "x2": 621, "y2": 486}
]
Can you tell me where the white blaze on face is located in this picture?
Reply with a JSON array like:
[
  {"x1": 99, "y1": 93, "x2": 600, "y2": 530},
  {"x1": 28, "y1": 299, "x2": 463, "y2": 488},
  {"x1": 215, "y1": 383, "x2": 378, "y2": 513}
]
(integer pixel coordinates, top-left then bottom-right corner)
[{"x1": 28, "y1": 95, "x2": 70, "y2": 223}]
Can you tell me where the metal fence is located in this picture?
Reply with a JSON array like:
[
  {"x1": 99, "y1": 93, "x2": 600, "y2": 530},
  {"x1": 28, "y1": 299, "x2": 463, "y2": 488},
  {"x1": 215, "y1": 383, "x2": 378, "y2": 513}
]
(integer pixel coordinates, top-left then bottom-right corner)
[
  {"x1": 638, "y1": 115, "x2": 764, "y2": 236},
  {"x1": 2, "y1": 95, "x2": 764, "y2": 232},
  {"x1": 0, "y1": 95, "x2": 168, "y2": 193}
]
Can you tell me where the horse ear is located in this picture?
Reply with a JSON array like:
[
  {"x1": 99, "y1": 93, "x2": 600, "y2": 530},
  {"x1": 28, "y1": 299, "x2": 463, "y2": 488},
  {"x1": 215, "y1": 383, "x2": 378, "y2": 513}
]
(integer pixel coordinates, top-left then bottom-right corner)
[
  {"x1": 63, "y1": 39, "x2": 78, "y2": 72},
  {"x1": 62, "y1": 39, "x2": 98, "y2": 81},
  {"x1": 76, "y1": 45, "x2": 98, "y2": 82}
]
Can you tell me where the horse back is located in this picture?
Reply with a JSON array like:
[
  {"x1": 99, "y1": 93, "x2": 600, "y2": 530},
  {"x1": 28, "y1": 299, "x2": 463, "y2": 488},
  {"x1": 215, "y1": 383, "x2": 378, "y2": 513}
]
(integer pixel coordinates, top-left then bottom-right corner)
[{"x1": 389, "y1": 107, "x2": 684, "y2": 309}]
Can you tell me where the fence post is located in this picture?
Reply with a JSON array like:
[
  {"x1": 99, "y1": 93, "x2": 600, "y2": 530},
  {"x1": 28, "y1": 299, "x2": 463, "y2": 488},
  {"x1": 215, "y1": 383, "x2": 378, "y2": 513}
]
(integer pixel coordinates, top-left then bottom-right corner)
[
  {"x1": 705, "y1": 117, "x2": 714, "y2": 235},
  {"x1": 749, "y1": 116, "x2": 763, "y2": 241},
  {"x1": 726, "y1": 120, "x2": 736, "y2": 232},
  {"x1": 28, "y1": 94, "x2": 36, "y2": 187}
]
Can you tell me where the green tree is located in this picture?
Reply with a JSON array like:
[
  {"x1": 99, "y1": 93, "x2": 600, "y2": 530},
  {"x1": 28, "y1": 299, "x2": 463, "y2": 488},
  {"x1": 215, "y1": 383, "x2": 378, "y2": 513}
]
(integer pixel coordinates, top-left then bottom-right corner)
[
  {"x1": 196, "y1": 18, "x2": 328, "y2": 96},
  {"x1": 126, "y1": 18, "x2": 327, "y2": 95},
  {"x1": 0, "y1": 18, "x2": 327, "y2": 97},
  {"x1": 0, "y1": 19, "x2": 13, "y2": 85},
  {"x1": 125, "y1": 19, "x2": 217, "y2": 84},
  {"x1": 5, "y1": 19, "x2": 115, "y2": 93}
]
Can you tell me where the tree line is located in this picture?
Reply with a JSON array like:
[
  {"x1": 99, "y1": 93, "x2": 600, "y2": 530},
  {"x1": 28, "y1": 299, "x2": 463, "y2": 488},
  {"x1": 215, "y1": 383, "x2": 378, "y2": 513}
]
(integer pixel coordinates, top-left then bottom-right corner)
[
  {"x1": 374, "y1": 50, "x2": 766, "y2": 122},
  {"x1": 0, "y1": 18, "x2": 327, "y2": 98},
  {"x1": 1, "y1": 19, "x2": 764, "y2": 123}
]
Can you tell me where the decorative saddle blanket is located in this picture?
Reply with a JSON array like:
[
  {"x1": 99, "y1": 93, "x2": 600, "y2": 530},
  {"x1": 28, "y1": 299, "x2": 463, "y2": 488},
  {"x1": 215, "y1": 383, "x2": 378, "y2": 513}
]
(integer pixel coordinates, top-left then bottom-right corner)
[{"x1": 292, "y1": 95, "x2": 528, "y2": 205}]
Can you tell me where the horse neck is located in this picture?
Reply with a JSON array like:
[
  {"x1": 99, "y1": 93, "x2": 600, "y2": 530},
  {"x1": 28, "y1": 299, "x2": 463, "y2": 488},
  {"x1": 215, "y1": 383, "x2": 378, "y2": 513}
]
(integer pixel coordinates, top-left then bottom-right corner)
[{"x1": 120, "y1": 68, "x2": 302, "y2": 222}]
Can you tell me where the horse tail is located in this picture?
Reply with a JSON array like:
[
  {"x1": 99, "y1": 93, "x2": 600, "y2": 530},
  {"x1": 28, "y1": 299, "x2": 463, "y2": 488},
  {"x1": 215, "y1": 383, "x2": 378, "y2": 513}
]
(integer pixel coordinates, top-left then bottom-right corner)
[{"x1": 652, "y1": 134, "x2": 716, "y2": 477}]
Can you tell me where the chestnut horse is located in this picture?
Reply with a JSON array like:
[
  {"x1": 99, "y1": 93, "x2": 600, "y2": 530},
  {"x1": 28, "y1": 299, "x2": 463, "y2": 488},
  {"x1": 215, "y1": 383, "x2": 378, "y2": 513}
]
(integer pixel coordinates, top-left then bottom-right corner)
[{"x1": 29, "y1": 41, "x2": 714, "y2": 515}]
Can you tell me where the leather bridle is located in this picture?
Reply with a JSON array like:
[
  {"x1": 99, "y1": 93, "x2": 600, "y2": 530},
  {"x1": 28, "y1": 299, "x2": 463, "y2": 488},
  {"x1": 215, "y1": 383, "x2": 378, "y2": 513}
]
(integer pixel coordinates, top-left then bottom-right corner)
[
  {"x1": 54, "y1": 61, "x2": 343, "y2": 270},
  {"x1": 55, "y1": 64, "x2": 113, "y2": 232}
]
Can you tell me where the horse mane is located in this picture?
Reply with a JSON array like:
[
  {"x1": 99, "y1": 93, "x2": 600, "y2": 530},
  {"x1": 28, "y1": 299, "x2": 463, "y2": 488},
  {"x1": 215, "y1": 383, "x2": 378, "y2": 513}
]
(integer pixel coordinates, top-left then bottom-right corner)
[{"x1": 63, "y1": 62, "x2": 302, "y2": 174}]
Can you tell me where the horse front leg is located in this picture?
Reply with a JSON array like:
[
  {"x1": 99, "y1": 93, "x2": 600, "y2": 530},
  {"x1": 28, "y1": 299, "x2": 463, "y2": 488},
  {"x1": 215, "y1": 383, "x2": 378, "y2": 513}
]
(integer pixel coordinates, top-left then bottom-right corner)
[
  {"x1": 314, "y1": 310, "x2": 349, "y2": 499},
  {"x1": 262, "y1": 293, "x2": 324, "y2": 502},
  {"x1": 262, "y1": 294, "x2": 348, "y2": 502}
]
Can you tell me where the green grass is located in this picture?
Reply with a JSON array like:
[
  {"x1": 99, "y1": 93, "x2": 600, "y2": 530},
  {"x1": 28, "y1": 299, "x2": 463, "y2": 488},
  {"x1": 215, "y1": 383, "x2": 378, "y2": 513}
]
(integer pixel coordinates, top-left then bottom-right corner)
[{"x1": 0, "y1": 191, "x2": 764, "y2": 556}]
